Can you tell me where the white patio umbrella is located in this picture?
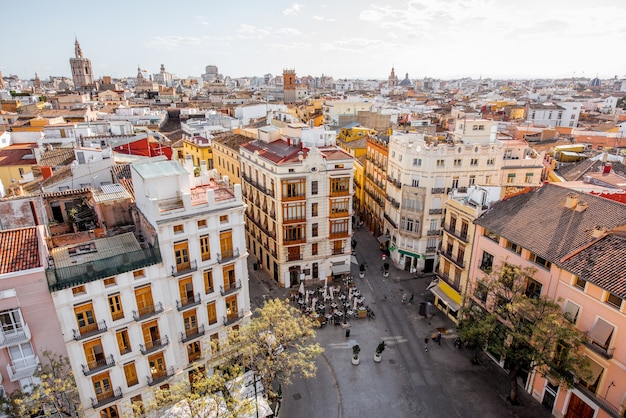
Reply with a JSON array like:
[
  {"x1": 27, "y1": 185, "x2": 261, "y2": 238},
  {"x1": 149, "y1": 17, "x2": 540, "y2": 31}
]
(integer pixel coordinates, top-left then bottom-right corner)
[
  {"x1": 329, "y1": 286, "x2": 334, "y2": 300},
  {"x1": 298, "y1": 282, "x2": 305, "y2": 295},
  {"x1": 305, "y1": 291, "x2": 309, "y2": 305},
  {"x1": 312, "y1": 297, "x2": 317, "y2": 312},
  {"x1": 353, "y1": 297, "x2": 358, "y2": 310},
  {"x1": 348, "y1": 287, "x2": 353, "y2": 299}
]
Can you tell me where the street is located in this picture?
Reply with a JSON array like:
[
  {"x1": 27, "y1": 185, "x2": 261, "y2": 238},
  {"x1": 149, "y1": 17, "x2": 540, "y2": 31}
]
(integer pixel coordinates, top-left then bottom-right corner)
[{"x1": 247, "y1": 228, "x2": 551, "y2": 418}]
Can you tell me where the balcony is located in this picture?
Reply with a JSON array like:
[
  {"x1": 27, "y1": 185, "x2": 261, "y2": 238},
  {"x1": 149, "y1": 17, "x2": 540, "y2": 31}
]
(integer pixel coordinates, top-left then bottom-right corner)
[
  {"x1": 82, "y1": 354, "x2": 115, "y2": 376},
  {"x1": 329, "y1": 209, "x2": 350, "y2": 219},
  {"x1": 46, "y1": 243, "x2": 162, "y2": 292},
  {"x1": 171, "y1": 259, "x2": 198, "y2": 277},
  {"x1": 0, "y1": 324, "x2": 31, "y2": 348},
  {"x1": 7, "y1": 355, "x2": 39, "y2": 382},
  {"x1": 73, "y1": 320, "x2": 107, "y2": 341},
  {"x1": 443, "y1": 226, "x2": 469, "y2": 243},
  {"x1": 426, "y1": 246, "x2": 437, "y2": 253},
  {"x1": 426, "y1": 229, "x2": 441, "y2": 237},
  {"x1": 223, "y1": 309, "x2": 244, "y2": 326},
  {"x1": 429, "y1": 208, "x2": 443, "y2": 215},
  {"x1": 438, "y1": 250, "x2": 465, "y2": 269},
  {"x1": 133, "y1": 302, "x2": 164, "y2": 322},
  {"x1": 583, "y1": 333, "x2": 615, "y2": 359},
  {"x1": 242, "y1": 173, "x2": 273, "y2": 197},
  {"x1": 329, "y1": 231, "x2": 350, "y2": 239},
  {"x1": 176, "y1": 293, "x2": 202, "y2": 311},
  {"x1": 220, "y1": 280, "x2": 242, "y2": 296},
  {"x1": 287, "y1": 252, "x2": 303, "y2": 261},
  {"x1": 384, "y1": 213, "x2": 397, "y2": 229},
  {"x1": 330, "y1": 188, "x2": 351, "y2": 197},
  {"x1": 575, "y1": 384, "x2": 622, "y2": 418},
  {"x1": 181, "y1": 324, "x2": 205, "y2": 343},
  {"x1": 91, "y1": 387, "x2": 122, "y2": 409},
  {"x1": 140, "y1": 335, "x2": 169, "y2": 355},
  {"x1": 217, "y1": 248, "x2": 240, "y2": 264},
  {"x1": 431, "y1": 187, "x2": 445, "y2": 194},
  {"x1": 436, "y1": 271, "x2": 461, "y2": 292},
  {"x1": 248, "y1": 215, "x2": 276, "y2": 239},
  {"x1": 147, "y1": 367, "x2": 175, "y2": 386}
]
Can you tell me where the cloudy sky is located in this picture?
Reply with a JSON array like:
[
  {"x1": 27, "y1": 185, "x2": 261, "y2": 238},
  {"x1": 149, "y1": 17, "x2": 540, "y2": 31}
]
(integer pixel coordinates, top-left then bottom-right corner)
[{"x1": 3, "y1": 0, "x2": 626, "y2": 81}]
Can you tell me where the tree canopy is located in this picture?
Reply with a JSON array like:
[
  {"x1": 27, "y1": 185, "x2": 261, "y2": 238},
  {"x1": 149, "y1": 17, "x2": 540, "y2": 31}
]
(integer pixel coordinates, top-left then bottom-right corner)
[{"x1": 458, "y1": 263, "x2": 590, "y2": 404}]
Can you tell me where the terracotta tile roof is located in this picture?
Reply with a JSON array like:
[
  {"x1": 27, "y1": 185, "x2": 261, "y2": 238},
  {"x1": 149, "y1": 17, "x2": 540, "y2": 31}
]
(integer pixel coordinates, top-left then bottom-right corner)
[
  {"x1": 559, "y1": 233, "x2": 626, "y2": 298},
  {"x1": 211, "y1": 132, "x2": 252, "y2": 151},
  {"x1": 475, "y1": 183, "x2": 626, "y2": 263},
  {"x1": 38, "y1": 147, "x2": 75, "y2": 168},
  {"x1": 0, "y1": 227, "x2": 41, "y2": 274}
]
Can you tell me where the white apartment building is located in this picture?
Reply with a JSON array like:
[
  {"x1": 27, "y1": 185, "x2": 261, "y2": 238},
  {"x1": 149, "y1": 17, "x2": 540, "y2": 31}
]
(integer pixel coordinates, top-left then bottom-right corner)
[
  {"x1": 525, "y1": 102, "x2": 581, "y2": 128},
  {"x1": 48, "y1": 157, "x2": 250, "y2": 418},
  {"x1": 322, "y1": 100, "x2": 374, "y2": 126},
  {"x1": 240, "y1": 125, "x2": 354, "y2": 288}
]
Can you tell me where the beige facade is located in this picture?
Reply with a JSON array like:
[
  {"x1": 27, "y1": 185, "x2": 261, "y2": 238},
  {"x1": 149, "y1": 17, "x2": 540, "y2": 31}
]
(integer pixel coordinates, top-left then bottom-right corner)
[
  {"x1": 211, "y1": 132, "x2": 251, "y2": 184},
  {"x1": 241, "y1": 127, "x2": 354, "y2": 288}
]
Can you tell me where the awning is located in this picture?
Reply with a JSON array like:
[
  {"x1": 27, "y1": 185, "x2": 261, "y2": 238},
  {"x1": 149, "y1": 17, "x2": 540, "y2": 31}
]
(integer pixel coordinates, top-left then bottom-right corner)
[
  {"x1": 589, "y1": 318, "x2": 614, "y2": 346},
  {"x1": 563, "y1": 301, "x2": 580, "y2": 322},
  {"x1": 331, "y1": 264, "x2": 351, "y2": 275},
  {"x1": 398, "y1": 249, "x2": 420, "y2": 258},
  {"x1": 583, "y1": 357, "x2": 604, "y2": 385},
  {"x1": 430, "y1": 284, "x2": 460, "y2": 312},
  {"x1": 377, "y1": 235, "x2": 390, "y2": 244}
]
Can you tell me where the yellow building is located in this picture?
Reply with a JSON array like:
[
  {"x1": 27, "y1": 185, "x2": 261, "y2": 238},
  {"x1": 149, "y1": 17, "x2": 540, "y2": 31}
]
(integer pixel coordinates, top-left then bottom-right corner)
[
  {"x1": 364, "y1": 136, "x2": 388, "y2": 236},
  {"x1": 353, "y1": 155, "x2": 366, "y2": 225},
  {"x1": 0, "y1": 143, "x2": 38, "y2": 193},
  {"x1": 211, "y1": 132, "x2": 251, "y2": 184},
  {"x1": 336, "y1": 126, "x2": 377, "y2": 145},
  {"x1": 181, "y1": 136, "x2": 213, "y2": 171}
]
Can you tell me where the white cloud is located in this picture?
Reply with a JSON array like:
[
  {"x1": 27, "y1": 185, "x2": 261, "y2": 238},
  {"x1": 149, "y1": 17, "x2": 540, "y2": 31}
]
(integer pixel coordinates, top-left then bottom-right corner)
[
  {"x1": 236, "y1": 24, "x2": 271, "y2": 39},
  {"x1": 312, "y1": 15, "x2": 336, "y2": 22},
  {"x1": 144, "y1": 35, "x2": 230, "y2": 50},
  {"x1": 283, "y1": 3, "x2": 304, "y2": 16},
  {"x1": 268, "y1": 41, "x2": 312, "y2": 50},
  {"x1": 274, "y1": 27, "x2": 302, "y2": 36},
  {"x1": 194, "y1": 15, "x2": 209, "y2": 26}
]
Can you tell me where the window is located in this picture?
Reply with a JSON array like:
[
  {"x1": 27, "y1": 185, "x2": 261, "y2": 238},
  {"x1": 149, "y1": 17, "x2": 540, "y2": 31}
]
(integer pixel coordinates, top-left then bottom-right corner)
[
  {"x1": 486, "y1": 158, "x2": 495, "y2": 165},
  {"x1": 219, "y1": 215, "x2": 228, "y2": 224},
  {"x1": 312, "y1": 262, "x2": 318, "y2": 279},
  {"x1": 480, "y1": 251, "x2": 494, "y2": 272},
  {"x1": 468, "y1": 175, "x2": 475, "y2": 186},
  {"x1": 197, "y1": 219, "x2": 207, "y2": 228},
  {"x1": 133, "y1": 269, "x2": 145, "y2": 279},
  {"x1": 580, "y1": 357, "x2": 603, "y2": 394},
  {"x1": 472, "y1": 124, "x2": 485, "y2": 131},
  {"x1": 124, "y1": 362, "x2": 138, "y2": 387},
  {"x1": 330, "y1": 177, "x2": 350, "y2": 195},
  {"x1": 312, "y1": 223, "x2": 318, "y2": 237},
  {"x1": 219, "y1": 230, "x2": 234, "y2": 258},
  {"x1": 173, "y1": 224, "x2": 184, "y2": 234},
  {"x1": 100, "y1": 406, "x2": 119, "y2": 418},
  {"x1": 141, "y1": 320, "x2": 161, "y2": 346},
  {"x1": 92, "y1": 372, "x2": 113, "y2": 404},
  {"x1": 470, "y1": 158, "x2": 478, "y2": 166},
  {"x1": 187, "y1": 341, "x2": 201, "y2": 363},
  {"x1": 178, "y1": 277, "x2": 194, "y2": 305},
  {"x1": 436, "y1": 159, "x2": 445, "y2": 167},
  {"x1": 330, "y1": 219, "x2": 349, "y2": 237},
  {"x1": 174, "y1": 241, "x2": 191, "y2": 271},
  {"x1": 475, "y1": 283, "x2": 488, "y2": 303},
  {"x1": 210, "y1": 333, "x2": 220, "y2": 352},
  {"x1": 574, "y1": 276, "x2": 587, "y2": 290},
  {"x1": 529, "y1": 252, "x2": 551, "y2": 269},
  {"x1": 282, "y1": 179, "x2": 306, "y2": 199},
  {"x1": 311, "y1": 181, "x2": 318, "y2": 195},
  {"x1": 525, "y1": 173, "x2": 534, "y2": 183},
  {"x1": 283, "y1": 202, "x2": 306, "y2": 221},
  {"x1": 312, "y1": 243, "x2": 318, "y2": 256},
  {"x1": 200, "y1": 235, "x2": 211, "y2": 261},
  {"x1": 103, "y1": 277, "x2": 116, "y2": 287},
  {"x1": 606, "y1": 293, "x2": 622, "y2": 310},
  {"x1": 505, "y1": 240, "x2": 522, "y2": 255},
  {"x1": 311, "y1": 203, "x2": 318, "y2": 217},
  {"x1": 108, "y1": 294, "x2": 124, "y2": 321},
  {"x1": 207, "y1": 302, "x2": 217, "y2": 325},
  {"x1": 454, "y1": 159, "x2": 462, "y2": 167},
  {"x1": 413, "y1": 158, "x2": 421, "y2": 166},
  {"x1": 507, "y1": 173, "x2": 516, "y2": 184},
  {"x1": 74, "y1": 302, "x2": 96, "y2": 334},
  {"x1": 131, "y1": 395, "x2": 144, "y2": 417},
  {"x1": 588, "y1": 318, "x2": 614, "y2": 351},
  {"x1": 116, "y1": 329, "x2": 131, "y2": 355},
  {"x1": 72, "y1": 285, "x2": 86, "y2": 296},
  {"x1": 283, "y1": 225, "x2": 305, "y2": 243},
  {"x1": 485, "y1": 175, "x2": 492, "y2": 184},
  {"x1": 134, "y1": 285, "x2": 155, "y2": 317},
  {"x1": 204, "y1": 270, "x2": 214, "y2": 294},
  {"x1": 525, "y1": 278, "x2": 542, "y2": 299},
  {"x1": 563, "y1": 300, "x2": 580, "y2": 323},
  {"x1": 452, "y1": 177, "x2": 459, "y2": 189},
  {"x1": 330, "y1": 198, "x2": 350, "y2": 216}
]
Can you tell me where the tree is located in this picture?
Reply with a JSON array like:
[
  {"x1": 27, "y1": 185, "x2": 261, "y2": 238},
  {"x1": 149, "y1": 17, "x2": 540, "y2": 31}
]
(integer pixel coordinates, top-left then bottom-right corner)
[
  {"x1": 136, "y1": 298, "x2": 323, "y2": 416},
  {"x1": 1, "y1": 350, "x2": 81, "y2": 417},
  {"x1": 459, "y1": 263, "x2": 590, "y2": 405}
]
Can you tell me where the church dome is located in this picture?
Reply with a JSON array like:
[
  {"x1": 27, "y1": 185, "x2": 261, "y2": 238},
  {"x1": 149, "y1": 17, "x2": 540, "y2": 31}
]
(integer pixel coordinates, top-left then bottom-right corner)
[{"x1": 589, "y1": 77, "x2": 601, "y2": 87}]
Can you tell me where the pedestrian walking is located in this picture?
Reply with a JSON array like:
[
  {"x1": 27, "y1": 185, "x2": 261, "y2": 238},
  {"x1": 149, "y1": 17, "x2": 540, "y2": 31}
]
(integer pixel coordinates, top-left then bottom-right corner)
[
  {"x1": 436, "y1": 332, "x2": 442, "y2": 345},
  {"x1": 409, "y1": 294, "x2": 414, "y2": 304},
  {"x1": 402, "y1": 293, "x2": 408, "y2": 304},
  {"x1": 424, "y1": 337, "x2": 429, "y2": 352}
]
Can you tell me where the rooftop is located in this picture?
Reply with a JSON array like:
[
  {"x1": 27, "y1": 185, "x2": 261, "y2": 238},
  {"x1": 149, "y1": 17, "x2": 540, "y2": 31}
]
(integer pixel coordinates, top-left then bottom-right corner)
[{"x1": 0, "y1": 227, "x2": 41, "y2": 274}]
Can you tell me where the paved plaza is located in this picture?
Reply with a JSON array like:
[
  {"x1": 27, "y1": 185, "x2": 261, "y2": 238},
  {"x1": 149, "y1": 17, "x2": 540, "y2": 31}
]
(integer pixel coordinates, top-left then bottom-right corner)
[{"x1": 248, "y1": 228, "x2": 552, "y2": 418}]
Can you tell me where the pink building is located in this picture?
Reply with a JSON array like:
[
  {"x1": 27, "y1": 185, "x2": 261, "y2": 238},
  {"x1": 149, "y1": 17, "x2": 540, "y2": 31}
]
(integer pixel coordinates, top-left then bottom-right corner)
[
  {"x1": 0, "y1": 226, "x2": 68, "y2": 394},
  {"x1": 470, "y1": 184, "x2": 626, "y2": 418}
]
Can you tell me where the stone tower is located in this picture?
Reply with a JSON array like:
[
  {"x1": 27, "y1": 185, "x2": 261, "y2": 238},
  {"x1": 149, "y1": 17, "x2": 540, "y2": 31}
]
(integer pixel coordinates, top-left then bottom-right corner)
[
  {"x1": 388, "y1": 67, "x2": 398, "y2": 88},
  {"x1": 283, "y1": 69, "x2": 296, "y2": 103},
  {"x1": 69, "y1": 37, "x2": 94, "y2": 89}
]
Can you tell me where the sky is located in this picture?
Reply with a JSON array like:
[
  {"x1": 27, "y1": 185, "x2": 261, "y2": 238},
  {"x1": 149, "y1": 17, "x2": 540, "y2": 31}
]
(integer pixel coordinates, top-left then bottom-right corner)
[{"x1": 3, "y1": 0, "x2": 626, "y2": 82}]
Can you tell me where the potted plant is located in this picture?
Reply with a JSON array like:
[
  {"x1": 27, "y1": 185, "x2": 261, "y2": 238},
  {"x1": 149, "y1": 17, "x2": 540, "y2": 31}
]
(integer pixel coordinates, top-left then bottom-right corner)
[
  {"x1": 383, "y1": 262, "x2": 390, "y2": 277},
  {"x1": 352, "y1": 344, "x2": 361, "y2": 365},
  {"x1": 359, "y1": 264, "x2": 365, "y2": 279},
  {"x1": 374, "y1": 341, "x2": 386, "y2": 363}
]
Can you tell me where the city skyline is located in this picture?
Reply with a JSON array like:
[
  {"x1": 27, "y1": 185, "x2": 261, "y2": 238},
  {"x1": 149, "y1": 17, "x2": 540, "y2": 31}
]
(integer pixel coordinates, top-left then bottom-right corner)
[{"x1": 3, "y1": 0, "x2": 626, "y2": 82}]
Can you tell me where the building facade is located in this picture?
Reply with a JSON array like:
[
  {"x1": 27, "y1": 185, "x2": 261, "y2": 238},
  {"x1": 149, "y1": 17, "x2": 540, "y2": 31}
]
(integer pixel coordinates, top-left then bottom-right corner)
[{"x1": 240, "y1": 125, "x2": 354, "y2": 288}]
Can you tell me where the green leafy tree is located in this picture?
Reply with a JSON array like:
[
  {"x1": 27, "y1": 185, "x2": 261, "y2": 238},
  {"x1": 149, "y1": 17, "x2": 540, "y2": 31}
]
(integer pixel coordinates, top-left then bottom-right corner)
[
  {"x1": 0, "y1": 350, "x2": 81, "y2": 417},
  {"x1": 135, "y1": 298, "x2": 323, "y2": 416},
  {"x1": 459, "y1": 263, "x2": 590, "y2": 405}
]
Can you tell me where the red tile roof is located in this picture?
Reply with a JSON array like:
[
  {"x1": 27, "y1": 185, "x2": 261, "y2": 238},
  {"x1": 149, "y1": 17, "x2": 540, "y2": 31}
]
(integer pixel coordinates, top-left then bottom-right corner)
[{"x1": 0, "y1": 227, "x2": 41, "y2": 274}]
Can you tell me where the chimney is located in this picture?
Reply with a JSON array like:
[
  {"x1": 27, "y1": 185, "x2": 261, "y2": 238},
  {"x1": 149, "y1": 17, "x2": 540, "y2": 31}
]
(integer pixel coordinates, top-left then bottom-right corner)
[{"x1": 565, "y1": 192, "x2": 579, "y2": 209}]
